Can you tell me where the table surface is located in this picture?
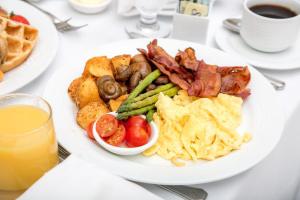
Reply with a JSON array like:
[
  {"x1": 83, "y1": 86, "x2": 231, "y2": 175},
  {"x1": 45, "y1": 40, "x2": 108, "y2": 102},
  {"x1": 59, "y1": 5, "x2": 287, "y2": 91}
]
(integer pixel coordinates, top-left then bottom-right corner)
[{"x1": 19, "y1": 0, "x2": 300, "y2": 199}]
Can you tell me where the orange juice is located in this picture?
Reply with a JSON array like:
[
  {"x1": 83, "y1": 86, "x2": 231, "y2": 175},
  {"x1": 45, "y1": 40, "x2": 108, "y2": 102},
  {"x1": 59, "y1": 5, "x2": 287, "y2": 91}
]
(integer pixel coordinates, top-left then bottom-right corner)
[{"x1": 0, "y1": 105, "x2": 58, "y2": 191}]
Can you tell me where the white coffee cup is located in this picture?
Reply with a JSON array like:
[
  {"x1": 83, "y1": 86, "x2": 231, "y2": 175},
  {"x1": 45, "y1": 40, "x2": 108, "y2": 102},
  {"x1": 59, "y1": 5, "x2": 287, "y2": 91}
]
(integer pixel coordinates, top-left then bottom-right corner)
[{"x1": 240, "y1": 0, "x2": 300, "y2": 52}]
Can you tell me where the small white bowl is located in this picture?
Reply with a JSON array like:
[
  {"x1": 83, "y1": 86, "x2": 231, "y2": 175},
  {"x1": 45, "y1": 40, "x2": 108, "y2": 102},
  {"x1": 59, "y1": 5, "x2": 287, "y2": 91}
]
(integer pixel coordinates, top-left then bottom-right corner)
[
  {"x1": 93, "y1": 112, "x2": 159, "y2": 156},
  {"x1": 68, "y1": 0, "x2": 112, "y2": 14}
]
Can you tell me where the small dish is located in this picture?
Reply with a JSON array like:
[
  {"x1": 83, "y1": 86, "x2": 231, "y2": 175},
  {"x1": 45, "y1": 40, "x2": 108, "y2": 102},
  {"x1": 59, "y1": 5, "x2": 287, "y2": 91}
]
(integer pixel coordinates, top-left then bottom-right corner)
[
  {"x1": 93, "y1": 112, "x2": 159, "y2": 156},
  {"x1": 68, "y1": 0, "x2": 112, "y2": 14}
]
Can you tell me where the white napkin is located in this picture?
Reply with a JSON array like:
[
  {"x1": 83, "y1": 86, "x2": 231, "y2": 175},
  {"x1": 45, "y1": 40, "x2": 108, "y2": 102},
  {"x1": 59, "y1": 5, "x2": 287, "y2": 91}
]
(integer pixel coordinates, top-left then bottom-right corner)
[{"x1": 18, "y1": 154, "x2": 163, "y2": 200}]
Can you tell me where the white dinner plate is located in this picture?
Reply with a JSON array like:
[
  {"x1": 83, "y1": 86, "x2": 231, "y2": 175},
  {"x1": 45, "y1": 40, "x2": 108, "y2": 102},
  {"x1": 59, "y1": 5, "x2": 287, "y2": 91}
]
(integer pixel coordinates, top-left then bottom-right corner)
[
  {"x1": 0, "y1": 0, "x2": 58, "y2": 95},
  {"x1": 215, "y1": 26, "x2": 300, "y2": 70},
  {"x1": 44, "y1": 39, "x2": 284, "y2": 185}
]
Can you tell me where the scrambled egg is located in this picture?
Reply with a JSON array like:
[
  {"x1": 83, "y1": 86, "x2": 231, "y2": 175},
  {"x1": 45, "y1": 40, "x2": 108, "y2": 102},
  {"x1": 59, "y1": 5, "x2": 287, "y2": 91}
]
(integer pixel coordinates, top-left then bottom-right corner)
[{"x1": 143, "y1": 90, "x2": 251, "y2": 166}]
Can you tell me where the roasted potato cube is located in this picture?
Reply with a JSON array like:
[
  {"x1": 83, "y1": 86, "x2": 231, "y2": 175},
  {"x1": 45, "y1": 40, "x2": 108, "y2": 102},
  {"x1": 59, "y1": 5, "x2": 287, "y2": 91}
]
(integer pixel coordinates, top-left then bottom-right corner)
[
  {"x1": 75, "y1": 77, "x2": 102, "y2": 109},
  {"x1": 108, "y1": 94, "x2": 128, "y2": 112},
  {"x1": 68, "y1": 77, "x2": 84, "y2": 102},
  {"x1": 76, "y1": 101, "x2": 109, "y2": 129},
  {"x1": 83, "y1": 56, "x2": 113, "y2": 78},
  {"x1": 111, "y1": 55, "x2": 131, "y2": 70}
]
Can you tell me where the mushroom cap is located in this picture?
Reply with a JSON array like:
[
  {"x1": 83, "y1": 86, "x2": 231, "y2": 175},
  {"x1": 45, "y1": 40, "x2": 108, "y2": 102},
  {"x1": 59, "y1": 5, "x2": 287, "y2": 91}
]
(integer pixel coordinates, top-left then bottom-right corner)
[{"x1": 97, "y1": 75, "x2": 122, "y2": 101}]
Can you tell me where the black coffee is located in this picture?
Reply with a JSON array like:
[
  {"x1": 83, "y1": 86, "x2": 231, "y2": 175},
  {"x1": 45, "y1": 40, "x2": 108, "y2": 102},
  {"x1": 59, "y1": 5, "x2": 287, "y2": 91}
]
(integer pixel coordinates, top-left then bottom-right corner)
[{"x1": 250, "y1": 4, "x2": 297, "y2": 19}]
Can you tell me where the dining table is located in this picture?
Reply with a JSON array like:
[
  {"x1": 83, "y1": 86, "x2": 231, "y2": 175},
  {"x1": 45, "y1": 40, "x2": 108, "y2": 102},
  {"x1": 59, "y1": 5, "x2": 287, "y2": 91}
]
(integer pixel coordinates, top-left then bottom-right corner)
[{"x1": 18, "y1": 0, "x2": 300, "y2": 199}]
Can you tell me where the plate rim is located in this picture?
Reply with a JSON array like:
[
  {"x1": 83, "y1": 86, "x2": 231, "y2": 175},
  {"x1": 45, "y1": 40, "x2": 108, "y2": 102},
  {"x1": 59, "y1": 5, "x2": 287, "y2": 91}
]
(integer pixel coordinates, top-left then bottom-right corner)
[{"x1": 44, "y1": 38, "x2": 284, "y2": 185}]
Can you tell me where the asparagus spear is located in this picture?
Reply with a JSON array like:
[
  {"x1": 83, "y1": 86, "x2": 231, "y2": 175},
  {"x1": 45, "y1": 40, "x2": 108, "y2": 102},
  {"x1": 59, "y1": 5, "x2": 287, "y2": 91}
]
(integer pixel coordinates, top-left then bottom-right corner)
[
  {"x1": 146, "y1": 109, "x2": 155, "y2": 122},
  {"x1": 128, "y1": 83, "x2": 174, "y2": 103},
  {"x1": 117, "y1": 69, "x2": 161, "y2": 113},
  {"x1": 127, "y1": 69, "x2": 161, "y2": 101},
  {"x1": 117, "y1": 105, "x2": 156, "y2": 120},
  {"x1": 118, "y1": 87, "x2": 179, "y2": 112}
]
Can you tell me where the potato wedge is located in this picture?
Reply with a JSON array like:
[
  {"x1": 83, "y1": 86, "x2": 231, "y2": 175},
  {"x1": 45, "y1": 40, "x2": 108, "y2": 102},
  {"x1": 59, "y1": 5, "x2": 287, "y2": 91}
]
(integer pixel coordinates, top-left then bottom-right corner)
[
  {"x1": 75, "y1": 77, "x2": 102, "y2": 109},
  {"x1": 83, "y1": 56, "x2": 113, "y2": 78},
  {"x1": 68, "y1": 77, "x2": 84, "y2": 102},
  {"x1": 76, "y1": 101, "x2": 109, "y2": 129},
  {"x1": 108, "y1": 94, "x2": 128, "y2": 112},
  {"x1": 111, "y1": 55, "x2": 131, "y2": 70}
]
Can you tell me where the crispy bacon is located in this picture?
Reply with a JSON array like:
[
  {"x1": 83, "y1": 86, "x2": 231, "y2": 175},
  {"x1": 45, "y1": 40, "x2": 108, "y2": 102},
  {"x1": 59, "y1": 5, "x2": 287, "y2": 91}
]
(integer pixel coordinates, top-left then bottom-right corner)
[
  {"x1": 139, "y1": 39, "x2": 251, "y2": 99},
  {"x1": 138, "y1": 39, "x2": 193, "y2": 90},
  {"x1": 153, "y1": 56, "x2": 194, "y2": 81},
  {"x1": 145, "y1": 39, "x2": 182, "y2": 74},
  {"x1": 175, "y1": 48, "x2": 199, "y2": 71},
  {"x1": 217, "y1": 66, "x2": 251, "y2": 96},
  {"x1": 236, "y1": 88, "x2": 251, "y2": 100},
  {"x1": 151, "y1": 60, "x2": 191, "y2": 90},
  {"x1": 188, "y1": 61, "x2": 221, "y2": 97}
]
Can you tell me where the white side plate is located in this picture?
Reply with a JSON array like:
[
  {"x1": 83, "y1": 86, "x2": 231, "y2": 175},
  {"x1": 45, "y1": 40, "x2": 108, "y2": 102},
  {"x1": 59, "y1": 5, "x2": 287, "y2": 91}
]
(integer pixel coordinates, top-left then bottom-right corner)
[{"x1": 0, "y1": 0, "x2": 58, "y2": 95}]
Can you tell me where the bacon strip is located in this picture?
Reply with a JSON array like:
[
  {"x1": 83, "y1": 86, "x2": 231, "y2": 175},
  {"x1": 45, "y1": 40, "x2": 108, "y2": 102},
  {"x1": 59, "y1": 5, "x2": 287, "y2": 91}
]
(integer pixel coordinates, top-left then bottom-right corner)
[
  {"x1": 139, "y1": 39, "x2": 251, "y2": 99},
  {"x1": 217, "y1": 66, "x2": 251, "y2": 97},
  {"x1": 188, "y1": 61, "x2": 221, "y2": 97},
  {"x1": 175, "y1": 48, "x2": 199, "y2": 71},
  {"x1": 151, "y1": 60, "x2": 191, "y2": 90},
  {"x1": 138, "y1": 40, "x2": 192, "y2": 90}
]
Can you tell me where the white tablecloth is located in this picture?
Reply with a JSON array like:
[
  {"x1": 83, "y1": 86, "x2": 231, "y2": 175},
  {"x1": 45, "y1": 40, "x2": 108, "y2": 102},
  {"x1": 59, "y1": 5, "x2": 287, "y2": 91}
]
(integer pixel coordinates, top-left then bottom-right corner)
[{"x1": 19, "y1": 0, "x2": 300, "y2": 199}]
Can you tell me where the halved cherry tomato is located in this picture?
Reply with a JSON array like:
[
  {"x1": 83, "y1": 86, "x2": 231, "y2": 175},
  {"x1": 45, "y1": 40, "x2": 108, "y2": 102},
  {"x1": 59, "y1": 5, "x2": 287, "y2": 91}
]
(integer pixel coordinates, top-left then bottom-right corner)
[
  {"x1": 126, "y1": 116, "x2": 147, "y2": 129},
  {"x1": 126, "y1": 126, "x2": 149, "y2": 147},
  {"x1": 106, "y1": 124, "x2": 126, "y2": 146},
  {"x1": 96, "y1": 114, "x2": 118, "y2": 138},
  {"x1": 10, "y1": 15, "x2": 30, "y2": 25},
  {"x1": 86, "y1": 121, "x2": 95, "y2": 140}
]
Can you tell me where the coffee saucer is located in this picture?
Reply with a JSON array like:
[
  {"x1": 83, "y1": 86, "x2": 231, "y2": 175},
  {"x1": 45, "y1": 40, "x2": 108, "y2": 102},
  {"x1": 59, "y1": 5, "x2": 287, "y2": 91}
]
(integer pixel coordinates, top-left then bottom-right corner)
[{"x1": 215, "y1": 26, "x2": 300, "y2": 70}]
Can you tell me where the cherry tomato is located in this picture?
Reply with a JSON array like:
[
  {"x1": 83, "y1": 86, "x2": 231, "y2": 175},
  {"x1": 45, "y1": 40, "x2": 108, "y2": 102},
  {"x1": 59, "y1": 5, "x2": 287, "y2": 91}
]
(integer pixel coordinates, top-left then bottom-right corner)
[
  {"x1": 10, "y1": 15, "x2": 30, "y2": 25},
  {"x1": 126, "y1": 116, "x2": 147, "y2": 129},
  {"x1": 126, "y1": 126, "x2": 149, "y2": 147},
  {"x1": 86, "y1": 121, "x2": 95, "y2": 140},
  {"x1": 146, "y1": 123, "x2": 152, "y2": 137},
  {"x1": 96, "y1": 114, "x2": 118, "y2": 138},
  {"x1": 106, "y1": 124, "x2": 126, "y2": 146},
  {"x1": 126, "y1": 142, "x2": 135, "y2": 148}
]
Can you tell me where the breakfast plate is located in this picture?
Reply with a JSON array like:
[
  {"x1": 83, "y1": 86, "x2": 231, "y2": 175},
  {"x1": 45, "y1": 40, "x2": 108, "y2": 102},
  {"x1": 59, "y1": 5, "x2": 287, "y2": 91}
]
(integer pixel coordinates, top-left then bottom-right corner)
[
  {"x1": 0, "y1": 0, "x2": 58, "y2": 95},
  {"x1": 215, "y1": 26, "x2": 300, "y2": 70},
  {"x1": 44, "y1": 38, "x2": 284, "y2": 185}
]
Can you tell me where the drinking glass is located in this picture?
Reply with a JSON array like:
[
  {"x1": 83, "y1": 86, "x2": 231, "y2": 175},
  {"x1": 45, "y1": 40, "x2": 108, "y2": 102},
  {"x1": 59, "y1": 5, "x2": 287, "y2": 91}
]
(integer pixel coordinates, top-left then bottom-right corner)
[
  {"x1": 0, "y1": 94, "x2": 58, "y2": 197},
  {"x1": 125, "y1": 0, "x2": 171, "y2": 38}
]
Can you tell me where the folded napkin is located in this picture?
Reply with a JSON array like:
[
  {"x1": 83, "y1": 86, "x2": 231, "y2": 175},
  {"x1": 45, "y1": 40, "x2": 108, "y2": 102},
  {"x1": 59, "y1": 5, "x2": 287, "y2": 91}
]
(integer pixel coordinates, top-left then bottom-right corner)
[{"x1": 18, "y1": 154, "x2": 162, "y2": 200}]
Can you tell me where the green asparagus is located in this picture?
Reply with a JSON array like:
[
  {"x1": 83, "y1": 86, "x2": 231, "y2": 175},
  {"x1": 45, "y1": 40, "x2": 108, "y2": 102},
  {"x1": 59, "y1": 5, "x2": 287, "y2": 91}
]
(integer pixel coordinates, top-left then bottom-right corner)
[
  {"x1": 117, "y1": 69, "x2": 161, "y2": 113},
  {"x1": 128, "y1": 83, "x2": 174, "y2": 103},
  {"x1": 127, "y1": 69, "x2": 161, "y2": 101},
  {"x1": 117, "y1": 105, "x2": 156, "y2": 120},
  {"x1": 146, "y1": 109, "x2": 155, "y2": 122},
  {"x1": 118, "y1": 87, "x2": 179, "y2": 112}
]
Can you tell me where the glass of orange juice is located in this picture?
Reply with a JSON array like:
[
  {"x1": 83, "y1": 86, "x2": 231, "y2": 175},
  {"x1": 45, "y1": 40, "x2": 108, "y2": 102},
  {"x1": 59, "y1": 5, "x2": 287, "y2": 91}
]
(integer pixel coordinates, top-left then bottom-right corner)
[{"x1": 0, "y1": 93, "x2": 59, "y2": 194}]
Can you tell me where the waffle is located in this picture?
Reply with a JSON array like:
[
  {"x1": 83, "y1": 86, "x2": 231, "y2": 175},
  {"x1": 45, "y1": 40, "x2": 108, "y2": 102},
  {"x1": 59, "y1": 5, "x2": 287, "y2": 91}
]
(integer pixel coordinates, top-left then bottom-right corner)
[{"x1": 0, "y1": 16, "x2": 38, "y2": 73}]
